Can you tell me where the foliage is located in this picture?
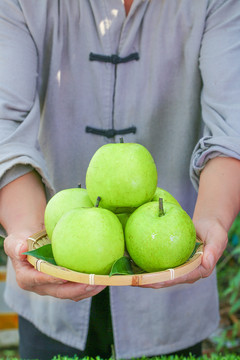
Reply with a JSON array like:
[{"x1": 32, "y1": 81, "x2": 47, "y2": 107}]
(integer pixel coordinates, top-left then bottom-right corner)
[
  {"x1": 25, "y1": 354, "x2": 240, "y2": 360},
  {"x1": 214, "y1": 213, "x2": 240, "y2": 353},
  {"x1": 2, "y1": 355, "x2": 240, "y2": 360},
  {"x1": 0, "y1": 235, "x2": 7, "y2": 266}
]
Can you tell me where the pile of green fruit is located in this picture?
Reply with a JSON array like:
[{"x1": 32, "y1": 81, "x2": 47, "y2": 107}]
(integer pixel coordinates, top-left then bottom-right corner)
[{"x1": 44, "y1": 140, "x2": 196, "y2": 275}]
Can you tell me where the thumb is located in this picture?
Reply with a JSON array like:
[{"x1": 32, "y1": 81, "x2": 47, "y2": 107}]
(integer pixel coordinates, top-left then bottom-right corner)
[
  {"x1": 4, "y1": 234, "x2": 28, "y2": 261},
  {"x1": 201, "y1": 245, "x2": 216, "y2": 276},
  {"x1": 199, "y1": 223, "x2": 228, "y2": 276},
  {"x1": 15, "y1": 241, "x2": 28, "y2": 260}
]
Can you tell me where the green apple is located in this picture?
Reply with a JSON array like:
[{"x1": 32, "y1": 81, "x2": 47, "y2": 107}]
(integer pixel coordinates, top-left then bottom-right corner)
[
  {"x1": 152, "y1": 187, "x2": 181, "y2": 207},
  {"x1": 125, "y1": 200, "x2": 196, "y2": 272},
  {"x1": 44, "y1": 188, "x2": 93, "y2": 240},
  {"x1": 86, "y1": 140, "x2": 158, "y2": 212},
  {"x1": 51, "y1": 206, "x2": 125, "y2": 275}
]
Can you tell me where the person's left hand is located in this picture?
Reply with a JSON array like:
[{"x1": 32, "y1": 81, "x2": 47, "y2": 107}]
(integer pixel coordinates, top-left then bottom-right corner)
[{"x1": 139, "y1": 216, "x2": 228, "y2": 289}]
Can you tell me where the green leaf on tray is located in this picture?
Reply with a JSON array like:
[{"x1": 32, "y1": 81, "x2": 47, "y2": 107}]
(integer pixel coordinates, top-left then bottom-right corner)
[
  {"x1": 109, "y1": 256, "x2": 134, "y2": 276},
  {"x1": 23, "y1": 244, "x2": 57, "y2": 265}
]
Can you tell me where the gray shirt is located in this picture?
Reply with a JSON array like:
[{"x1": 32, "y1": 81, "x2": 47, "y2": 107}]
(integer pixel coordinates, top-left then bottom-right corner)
[{"x1": 1, "y1": 0, "x2": 240, "y2": 358}]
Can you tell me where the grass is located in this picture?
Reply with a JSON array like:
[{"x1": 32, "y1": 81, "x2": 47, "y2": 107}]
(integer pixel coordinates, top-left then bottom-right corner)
[{"x1": 1, "y1": 355, "x2": 240, "y2": 360}]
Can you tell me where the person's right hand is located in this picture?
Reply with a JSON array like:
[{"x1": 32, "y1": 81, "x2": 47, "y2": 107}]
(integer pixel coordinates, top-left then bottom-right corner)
[{"x1": 4, "y1": 232, "x2": 106, "y2": 301}]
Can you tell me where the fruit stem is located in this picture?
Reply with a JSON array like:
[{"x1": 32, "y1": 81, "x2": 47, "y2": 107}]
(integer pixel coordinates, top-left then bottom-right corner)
[
  {"x1": 120, "y1": 137, "x2": 124, "y2": 143},
  {"x1": 77, "y1": 183, "x2": 81, "y2": 188},
  {"x1": 95, "y1": 196, "x2": 101, "y2": 208},
  {"x1": 159, "y1": 198, "x2": 164, "y2": 216}
]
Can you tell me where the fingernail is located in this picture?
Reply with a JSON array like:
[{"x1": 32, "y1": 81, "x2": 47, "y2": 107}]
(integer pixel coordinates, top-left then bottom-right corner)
[
  {"x1": 56, "y1": 280, "x2": 68, "y2": 284},
  {"x1": 207, "y1": 253, "x2": 215, "y2": 269},
  {"x1": 15, "y1": 243, "x2": 24, "y2": 257},
  {"x1": 85, "y1": 285, "x2": 97, "y2": 292}
]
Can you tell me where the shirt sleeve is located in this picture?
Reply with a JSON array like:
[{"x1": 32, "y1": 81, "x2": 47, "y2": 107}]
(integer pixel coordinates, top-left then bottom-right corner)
[
  {"x1": 0, "y1": 0, "x2": 54, "y2": 196},
  {"x1": 190, "y1": 0, "x2": 240, "y2": 190}
]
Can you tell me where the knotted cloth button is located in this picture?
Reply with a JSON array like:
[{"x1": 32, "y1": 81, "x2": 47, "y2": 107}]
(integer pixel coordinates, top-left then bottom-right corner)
[
  {"x1": 89, "y1": 52, "x2": 139, "y2": 64},
  {"x1": 111, "y1": 55, "x2": 120, "y2": 64},
  {"x1": 105, "y1": 129, "x2": 116, "y2": 138},
  {"x1": 85, "y1": 126, "x2": 137, "y2": 138}
]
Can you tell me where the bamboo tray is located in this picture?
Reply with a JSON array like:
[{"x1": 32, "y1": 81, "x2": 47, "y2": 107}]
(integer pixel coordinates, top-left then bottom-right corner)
[{"x1": 27, "y1": 230, "x2": 204, "y2": 286}]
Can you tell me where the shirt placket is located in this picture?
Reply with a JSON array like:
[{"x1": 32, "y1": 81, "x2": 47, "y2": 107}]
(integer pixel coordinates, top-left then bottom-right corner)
[{"x1": 85, "y1": 0, "x2": 148, "y2": 141}]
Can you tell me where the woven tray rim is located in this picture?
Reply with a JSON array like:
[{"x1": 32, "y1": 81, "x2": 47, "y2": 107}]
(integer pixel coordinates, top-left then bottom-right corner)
[{"x1": 27, "y1": 229, "x2": 204, "y2": 286}]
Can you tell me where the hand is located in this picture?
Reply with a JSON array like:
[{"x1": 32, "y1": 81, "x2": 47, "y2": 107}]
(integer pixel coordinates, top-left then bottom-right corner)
[
  {"x1": 139, "y1": 217, "x2": 228, "y2": 289},
  {"x1": 4, "y1": 232, "x2": 106, "y2": 301}
]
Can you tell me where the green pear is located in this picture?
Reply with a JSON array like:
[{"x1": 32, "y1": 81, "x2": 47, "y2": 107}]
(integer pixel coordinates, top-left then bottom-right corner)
[
  {"x1": 86, "y1": 140, "x2": 158, "y2": 212},
  {"x1": 125, "y1": 200, "x2": 196, "y2": 272},
  {"x1": 44, "y1": 188, "x2": 93, "y2": 240},
  {"x1": 51, "y1": 206, "x2": 125, "y2": 275},
  {"x1": 152, "y1": 187, "x2": 181, "y2": 207}
]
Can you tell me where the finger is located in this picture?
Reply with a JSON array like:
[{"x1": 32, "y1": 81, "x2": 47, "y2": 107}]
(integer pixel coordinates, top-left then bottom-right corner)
[
  {"x1": 12, "y1": 253, "x2": 106, "y2": 298},
  {"x1": 140, "y1": 247, "x2": 212, "y2": 289},
  {"x1": 140, "y1": 249, "x2": 218, "y2": 289},
  {"x1": 29, "y1": 282, "x2": 106, "y2": 301},
  {"x1": 165, "y1": 222, "x2": 228, "y2": 286},
  {"x1": 140, "y1": 222, "x2": 228, "y2": 289},
  {"x1": 141, "y1": 253, "x2": 213, "y2": 289},
  {"x1": 54, "y1": 283, "x2": 107, "y2": 301},
  {"x1": 195, "y1": 218, "x2": 228, "y2": 271},
  {"x1": 11, "y1": 258, "x2": 68, "y2": 290},
  {"x1": 5, "y1": 233, "x2": 68, "y2": 286},
  {"x1": 5, "y1": 233, "x2": 107, "y2": 300},
  {"x1": 159, "y1": 265, "x2": 205, "y2": 287},
  {"x1": 140, "y1": 268, "x2": 202, "y2": 289},
  {"x1": 12, "y1": 253, "x2": 107, "y2": 298}
]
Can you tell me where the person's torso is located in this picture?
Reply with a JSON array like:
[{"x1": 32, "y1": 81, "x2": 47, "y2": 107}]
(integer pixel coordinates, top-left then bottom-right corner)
[{"x1": 18, "y1": 0, "x2": 211, "y2": 215}]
